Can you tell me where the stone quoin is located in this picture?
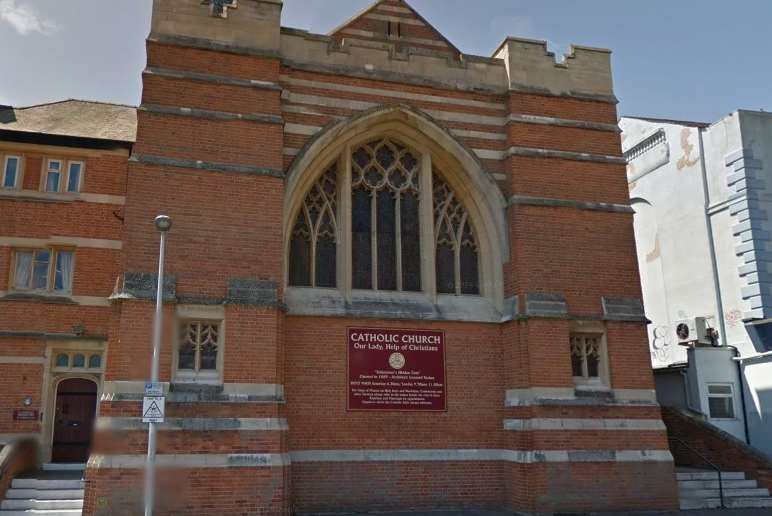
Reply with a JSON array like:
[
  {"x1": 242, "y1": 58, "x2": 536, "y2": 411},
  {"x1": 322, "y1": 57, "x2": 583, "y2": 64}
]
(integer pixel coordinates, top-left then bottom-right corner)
[{"x1": 0, "y1": 0, "x2": 680, "y2": 514}]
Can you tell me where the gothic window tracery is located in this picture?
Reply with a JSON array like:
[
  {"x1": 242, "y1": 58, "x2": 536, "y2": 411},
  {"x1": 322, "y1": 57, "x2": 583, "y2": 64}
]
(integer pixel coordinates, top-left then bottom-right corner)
[
  {"x1": 351, "y1": 138, "x2": 421, "y2": 291},
  {"x1": 288, "y1": 136, "x2": 481, "y2": 298},
  {"x1": 433, "y1": 174, "x2": 480, "y2": 295},
  {"x1": 289, "y1": 165, "x2": 338, "y2": 288}
]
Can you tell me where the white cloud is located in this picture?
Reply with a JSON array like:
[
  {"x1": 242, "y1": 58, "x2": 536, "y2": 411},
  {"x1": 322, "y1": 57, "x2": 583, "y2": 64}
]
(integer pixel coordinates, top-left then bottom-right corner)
[{"x1": 0, "y1": 0, "x2": 57, "y2": 36}]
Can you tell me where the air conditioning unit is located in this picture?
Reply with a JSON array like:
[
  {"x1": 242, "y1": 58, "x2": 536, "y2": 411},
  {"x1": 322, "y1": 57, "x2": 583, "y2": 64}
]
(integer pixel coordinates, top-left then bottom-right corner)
[{"x1": 675, "y1": 317, "x2": 711, "y2": 345}]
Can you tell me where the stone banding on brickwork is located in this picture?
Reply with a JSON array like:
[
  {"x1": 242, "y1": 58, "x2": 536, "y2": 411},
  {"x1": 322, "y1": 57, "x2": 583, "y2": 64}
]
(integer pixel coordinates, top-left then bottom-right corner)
[
  {"x1": 0, "y1": 189, "x2": 126, "y2": 205},
  {"x1": 226, "y1": 278, "x2": 280, "y2": 307},
  {"x1": 282, "y1": 91, "x2": 508, "y2": 127},
  {"x1": 129, "y1": 154, "x2": 285, "y2": 178},
  {"x1": 508, "y1": 146, "x2": 627, "y2": 165},
  {"x1": 340, "y1": 28, "x2": 451, "y2": 49},
  {"x1": 524, "y1": 293, "x2": 568, "y2": 317},
  {"x1": 508, "y1": 113, "x2": 620, "y2": 133},
  {"x1": 505, "y1": 387, "x2": 658, "y2": 407},
  {"x1": 602, "y1": 297, "x2": 647, "y2": 321},
  {"x1": 140, "y1": 103, "x2": 284, "y2": 125},
  {"x1": 96, "y1": 417, "x2": 288, "y2": 432},
  {"x1": 503, "y1": 418, "x2": 666, "y2": 431},
  {"x1": 89, "y1": 453, "x2": 289, "y2": 469},
  {"x1": 279, "y1": 75, "x2": 505, "y2": 111},
  {"x1": 288, "y1": 449, "x2": 672, "y2": 464},
  {"x1": 0, "y1": 291, "x2": 110, "y2": 307},
  {"x1": 509, "y1": 195, "x2": 634, "y2": 214},
  {"x1": 0, "y1": 236, "x2": 122, "y2": 250},
  {"x1": 110, "y1": 272, "x2": 176, "y2": 302},
  {"x1": 285, "y1": 121, "x2": 506, "y2": 159},
  {"x1": 0, "y1": 330, "x2": 107, "y2": 340},
  {"x1": 145, "y1": 66, "x2": 281, "y2": 91},
  {"x1": 101, "y1": 381, "x2": 285, "y2": 403}
]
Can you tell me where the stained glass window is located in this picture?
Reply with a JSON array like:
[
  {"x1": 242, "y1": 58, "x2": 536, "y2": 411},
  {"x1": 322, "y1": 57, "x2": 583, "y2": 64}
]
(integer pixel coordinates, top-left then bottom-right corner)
[
  {"x1": 289, "y1": 165, "x2": 338, "y2": 288},
  {"x1": 570, "y1": 334, "x2": 603, "y2": 380},
  {"x1": 433, "y1": 174, "x2": 480, "y2": 295},
  {"x1": 288, "y1": 137, "x2": 483, "y2": 299},
  {"x1": 350, "y1": 139, "x2": 421, "y2": 291},
  {"x1": 178, "y1": 321, "x2": 220, "y2": 374}
]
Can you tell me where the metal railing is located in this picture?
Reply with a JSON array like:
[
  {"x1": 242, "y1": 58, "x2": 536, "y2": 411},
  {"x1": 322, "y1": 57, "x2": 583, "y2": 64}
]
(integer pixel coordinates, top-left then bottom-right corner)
[{"x1": 669, "y1": 436, "x2": 726, "y2": 509}]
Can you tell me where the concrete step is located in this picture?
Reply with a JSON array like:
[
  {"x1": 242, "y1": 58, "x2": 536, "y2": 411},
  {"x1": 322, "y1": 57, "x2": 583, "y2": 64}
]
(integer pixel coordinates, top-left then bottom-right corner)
[
  {"x1": 676, "y1": 471, "x2": 746, "y2": 481},
  {"x1": 1, "y1": 499, "x2": 82, "y2": 510},
  {"x1": 3, "y1": 490, "x2": 83, "y2": 501},
  {"x1": 680, "y1": 496, "x2": 772, "y2": 510},
  {"x1": 10, "y1": 480, "x2": 83, "y2": 491},
  {"x1": 0, "y1": 511, "x2": 82, "y2": 515},
  {"x1": 40, "y1": 464, "x2": 84, "y2": 473},
  {"x1": 678, "y1": 478, "x2": 759, "y2": 490},
  {"x1": 679, "y1": 487, "x2": 771, "y2": 498}
]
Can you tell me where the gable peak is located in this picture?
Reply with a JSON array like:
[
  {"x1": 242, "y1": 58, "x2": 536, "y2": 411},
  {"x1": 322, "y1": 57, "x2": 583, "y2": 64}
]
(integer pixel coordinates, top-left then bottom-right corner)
[{"x1": 330, "y1": 0, "x2": 461, "y2": 59}]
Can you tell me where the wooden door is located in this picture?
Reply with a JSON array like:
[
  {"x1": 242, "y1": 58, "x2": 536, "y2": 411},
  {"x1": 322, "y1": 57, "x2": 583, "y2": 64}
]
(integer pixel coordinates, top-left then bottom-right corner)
[{"x1": 52, "y1": 378, "x2": 97, "y2": 463}]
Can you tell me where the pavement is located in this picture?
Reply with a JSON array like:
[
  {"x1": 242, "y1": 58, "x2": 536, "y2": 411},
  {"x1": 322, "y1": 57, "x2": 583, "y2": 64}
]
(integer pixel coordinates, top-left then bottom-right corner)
[{"x1": 343, "y1": 511, "x2": 772, "y2": 516}]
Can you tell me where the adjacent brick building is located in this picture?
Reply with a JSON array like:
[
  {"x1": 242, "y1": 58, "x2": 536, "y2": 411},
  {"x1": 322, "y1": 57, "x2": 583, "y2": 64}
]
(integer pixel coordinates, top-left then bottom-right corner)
[{"x1": 1, "y1": 0, "x2": 680, "y2": 513}]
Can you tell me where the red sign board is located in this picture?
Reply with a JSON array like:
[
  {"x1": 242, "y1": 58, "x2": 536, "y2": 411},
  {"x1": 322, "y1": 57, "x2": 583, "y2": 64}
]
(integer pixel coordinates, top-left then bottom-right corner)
[
  {"x1": 348, "y1": 327, "x2": 446, "y2": 411},
  {"x1": 13, "y1": 409, "x2": 38, "y2": 421}
]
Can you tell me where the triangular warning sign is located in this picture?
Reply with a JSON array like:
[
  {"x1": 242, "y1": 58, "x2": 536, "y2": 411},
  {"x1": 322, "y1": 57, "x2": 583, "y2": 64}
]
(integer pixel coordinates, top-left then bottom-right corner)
[{"x1": 143, "y1": 401, "x2": 163, "y2": 419}]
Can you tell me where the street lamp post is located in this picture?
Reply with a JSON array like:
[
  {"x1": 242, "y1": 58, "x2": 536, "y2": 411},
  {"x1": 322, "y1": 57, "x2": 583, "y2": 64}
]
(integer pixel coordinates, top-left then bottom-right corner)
[{"x1": 145, "y1": 215, "x2": 172, "y2": 516}]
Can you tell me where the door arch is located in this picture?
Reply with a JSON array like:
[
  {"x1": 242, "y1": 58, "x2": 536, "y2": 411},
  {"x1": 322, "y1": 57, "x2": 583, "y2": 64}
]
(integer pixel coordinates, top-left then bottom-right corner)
[{"x1": 51, "y1": 378, "x2": 97, "y2": 463}]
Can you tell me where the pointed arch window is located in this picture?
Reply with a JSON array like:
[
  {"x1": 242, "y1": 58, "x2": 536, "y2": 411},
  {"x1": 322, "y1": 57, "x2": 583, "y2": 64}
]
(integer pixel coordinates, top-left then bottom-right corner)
[
  {"x1": 433, "y1": 174, "x2": 480, "y2": 295},
  {"x1": 289, "y1": 165, "x2": 338, "y2": 288},
  {"x1": 288, "y1": 137, "x2": 481, "y2": 298},
  {"x1": 351, "y1": 138, "x2": 421, "y2": 292}
]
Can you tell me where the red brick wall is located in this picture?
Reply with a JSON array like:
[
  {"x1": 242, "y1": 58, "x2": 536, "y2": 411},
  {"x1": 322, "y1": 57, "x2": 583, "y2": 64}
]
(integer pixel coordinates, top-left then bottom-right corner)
[
  {"x1": 83, "y1": 467, "x2": 289, "y2": 516},
  {"x1": 0, "y1": 440, "x2": 38, "y2": 501}
]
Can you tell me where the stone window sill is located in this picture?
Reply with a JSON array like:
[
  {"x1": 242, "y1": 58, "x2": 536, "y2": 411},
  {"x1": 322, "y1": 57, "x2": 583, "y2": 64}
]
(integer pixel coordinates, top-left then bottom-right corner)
[
  {"x1": 284, "y1": 287, "x2": 501, "y2": 323},
  {"x1": 1, "y1": 292, "x2": 76, "y2": 304}
]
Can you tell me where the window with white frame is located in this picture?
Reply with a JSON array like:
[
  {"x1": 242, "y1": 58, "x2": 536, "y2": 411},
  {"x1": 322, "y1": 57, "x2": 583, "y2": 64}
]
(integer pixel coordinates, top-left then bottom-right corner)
[
  {"x1": 570, "y1": 331, "x2": 608, "y2": 387},
  {"x1": 44, "y1": 159, "x2": 62, "y2": 192},
  {"x1": 288, "y1": 137, "x2": 481, "y2": 296},
  {"x1": 175, "y1": 320, "x2": 222, "y2": 382},
  {"x1": 2, "y1": 155, "x2": 21, "y2": 189},
  {"x1": 43, "y1": 158, "x2": 84, "y2": 193},
  {"x1": 11, "y1": 248, "x2": 75, "y2": 294},
  {"x1": 707, "y1": 384, "x2": 735, "y2": 419},
  {"x1": 66, "y1": 161, "x2": 84, "y2": 193}
]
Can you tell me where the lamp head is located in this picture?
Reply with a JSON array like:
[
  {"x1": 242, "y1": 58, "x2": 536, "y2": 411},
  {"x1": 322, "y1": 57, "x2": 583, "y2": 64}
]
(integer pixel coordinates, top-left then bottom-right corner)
[{"x1": 154, "y1": 214, "x2": 172, "y2": 232}]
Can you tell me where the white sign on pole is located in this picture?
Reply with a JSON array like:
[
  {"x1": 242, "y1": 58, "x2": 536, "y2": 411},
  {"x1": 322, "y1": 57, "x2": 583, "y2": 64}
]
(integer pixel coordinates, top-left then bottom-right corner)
[{"x1": 142, "y1": 396, "x2": 165, "y2": 423}]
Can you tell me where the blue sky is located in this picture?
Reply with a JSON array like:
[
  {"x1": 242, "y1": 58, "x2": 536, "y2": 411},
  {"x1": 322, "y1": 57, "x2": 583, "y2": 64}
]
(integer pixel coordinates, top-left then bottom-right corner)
[{"x1": 1, "y1": 0, "x2": 770, "y2": 123}]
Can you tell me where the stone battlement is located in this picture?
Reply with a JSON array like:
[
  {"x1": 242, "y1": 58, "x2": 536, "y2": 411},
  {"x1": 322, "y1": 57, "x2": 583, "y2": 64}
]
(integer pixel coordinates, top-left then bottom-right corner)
[{"x1": 149, "y1": 0, "x2": 615, "y2": 100}]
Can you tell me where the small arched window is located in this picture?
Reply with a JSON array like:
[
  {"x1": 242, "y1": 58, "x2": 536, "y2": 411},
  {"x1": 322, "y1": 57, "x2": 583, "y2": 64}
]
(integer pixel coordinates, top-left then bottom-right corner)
[
  {"x1": 88, "y1": 354, "x2": 102, "y2": 369},
  {"x1": 288, "y1": 137, "x2": 480, "y2": 297},
  {"x1": 55, "y1": 353, "x2": 69, "y2": 368},
  {"x1": 72, "y1": 354, "x2": 85, "y2": 368}
]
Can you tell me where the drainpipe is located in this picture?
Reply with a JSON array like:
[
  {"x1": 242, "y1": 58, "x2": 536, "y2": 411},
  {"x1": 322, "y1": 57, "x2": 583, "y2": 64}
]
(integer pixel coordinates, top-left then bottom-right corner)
[
  {"x1": 697, "y1": 127, "x2": 728, "y2": 349},
  {"x1": 729, "y1": 345, "x2": 752, "y2": 445}
]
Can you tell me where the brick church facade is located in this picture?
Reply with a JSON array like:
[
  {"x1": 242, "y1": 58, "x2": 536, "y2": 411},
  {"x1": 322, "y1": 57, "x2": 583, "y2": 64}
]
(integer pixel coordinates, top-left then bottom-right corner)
[{"x1": 1, "y1": 0, "x2": 680, "y2": 513}]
